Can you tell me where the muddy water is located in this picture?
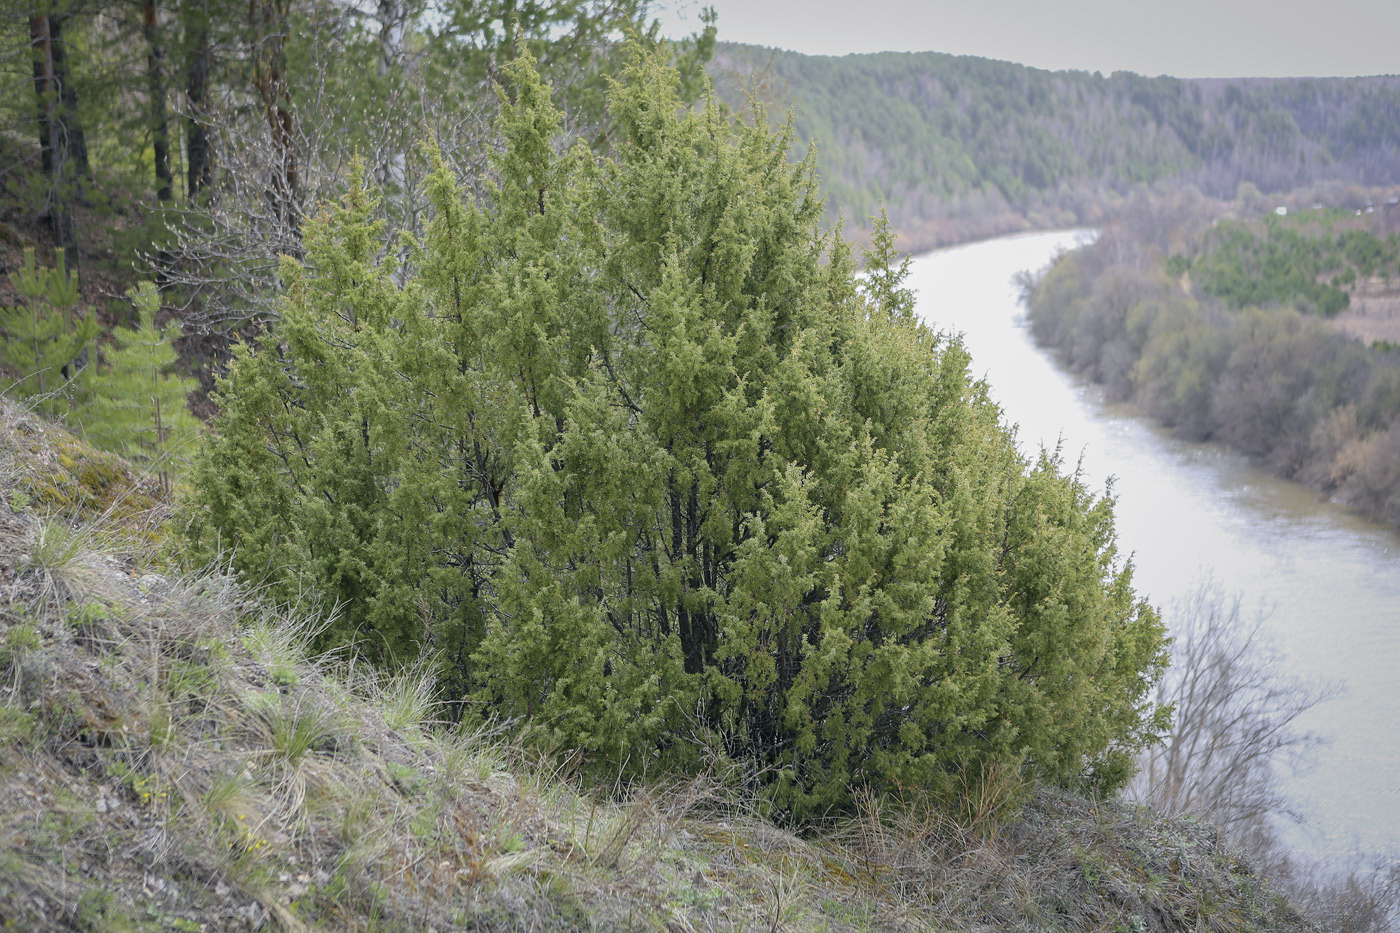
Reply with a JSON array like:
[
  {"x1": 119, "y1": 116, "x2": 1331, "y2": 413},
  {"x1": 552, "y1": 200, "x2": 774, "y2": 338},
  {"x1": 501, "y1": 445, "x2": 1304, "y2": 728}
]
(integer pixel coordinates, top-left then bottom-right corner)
[{"x1": 910, "y1": 229, "x2": 1400, "y2": 867}]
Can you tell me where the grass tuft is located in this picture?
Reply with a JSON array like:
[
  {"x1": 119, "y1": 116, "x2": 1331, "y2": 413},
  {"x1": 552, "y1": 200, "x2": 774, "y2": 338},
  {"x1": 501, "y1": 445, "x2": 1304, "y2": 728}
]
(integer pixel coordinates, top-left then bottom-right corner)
[
  {"x1": 25, "y1": 513, "x2": 88, "y2": 576},
  {"x1": 378, "y1": 663, "x2": 440, "y2": 734},
  {"x1": 254, "y1": 692, "x2": 345, "y2": 768}
]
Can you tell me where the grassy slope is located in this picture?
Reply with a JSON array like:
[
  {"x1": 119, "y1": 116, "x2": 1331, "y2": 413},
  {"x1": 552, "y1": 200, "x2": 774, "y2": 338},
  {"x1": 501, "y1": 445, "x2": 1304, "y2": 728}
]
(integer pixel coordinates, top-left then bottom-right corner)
[{"x1": 0, "y1": 396, "x2": 1318, "y2": 932}]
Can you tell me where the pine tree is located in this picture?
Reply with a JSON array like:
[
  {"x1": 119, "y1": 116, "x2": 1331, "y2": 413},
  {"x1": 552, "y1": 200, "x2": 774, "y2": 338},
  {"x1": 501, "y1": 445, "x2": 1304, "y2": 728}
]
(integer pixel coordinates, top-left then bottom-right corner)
[
  {"x1": 81, "y1": 283, "x2": 201, "y2": 489},
  {"x1": 0, "y1": 249, "x2": 98, "y2": 418}
]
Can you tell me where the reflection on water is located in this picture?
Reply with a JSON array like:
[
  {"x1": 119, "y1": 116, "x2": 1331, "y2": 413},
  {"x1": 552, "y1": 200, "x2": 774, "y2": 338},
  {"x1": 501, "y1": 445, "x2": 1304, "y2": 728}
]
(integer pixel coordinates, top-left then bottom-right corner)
[{"x1": 911, "y1": 230, "x2": 1400, "y2": 867}]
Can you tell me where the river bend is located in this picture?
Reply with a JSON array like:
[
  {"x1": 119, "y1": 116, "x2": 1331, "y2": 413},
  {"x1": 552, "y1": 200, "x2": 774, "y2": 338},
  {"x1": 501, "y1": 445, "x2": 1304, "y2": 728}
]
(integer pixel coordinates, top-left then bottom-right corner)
[{"x1": 911, "y1": 230, "x2": 1400, "y2": 868}]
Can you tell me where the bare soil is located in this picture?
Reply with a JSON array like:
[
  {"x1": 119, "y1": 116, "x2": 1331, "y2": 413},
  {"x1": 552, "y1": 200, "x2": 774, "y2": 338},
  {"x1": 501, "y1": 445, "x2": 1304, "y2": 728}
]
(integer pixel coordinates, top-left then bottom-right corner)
[{"x1": 1330, "y1": 276, "x2": 1400, "y2": 345}]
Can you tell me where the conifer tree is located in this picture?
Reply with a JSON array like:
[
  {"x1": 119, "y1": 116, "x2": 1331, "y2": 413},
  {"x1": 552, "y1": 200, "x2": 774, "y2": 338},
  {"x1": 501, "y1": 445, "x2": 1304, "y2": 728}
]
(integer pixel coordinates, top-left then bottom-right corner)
[
  {"x1": 0, "y1": 249, "x2": 98, "y2": 418},
  {"x1": 188, "y1": 45, "x2": 1168, "y2": 819},
  {"x1": 81, "y1": 283, "x2": 201, "y2": 488}
]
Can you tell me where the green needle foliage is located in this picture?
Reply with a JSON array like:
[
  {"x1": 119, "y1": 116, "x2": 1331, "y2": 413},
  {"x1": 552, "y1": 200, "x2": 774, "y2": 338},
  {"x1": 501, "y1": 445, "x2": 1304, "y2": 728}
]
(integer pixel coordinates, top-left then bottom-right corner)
[
  {"x1": 81, "y1": 283, "x2": 201, "y2": 482},
  {"x1": 186, "y1": 45, "x2": 1168, "y2": 819},
  {"x1": 0, "y1": 249, "x2": 98, "y2": 416},
  {"x1": 1184, "y1": 212, "x2": 1400, "y2": 317}
]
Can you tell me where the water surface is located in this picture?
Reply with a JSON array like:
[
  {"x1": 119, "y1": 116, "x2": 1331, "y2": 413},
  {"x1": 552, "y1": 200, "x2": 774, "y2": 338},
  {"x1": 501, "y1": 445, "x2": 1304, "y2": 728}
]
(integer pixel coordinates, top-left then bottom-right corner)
[{"x1": 910, "y1": 230, "x2": 1400, "y2": 867}]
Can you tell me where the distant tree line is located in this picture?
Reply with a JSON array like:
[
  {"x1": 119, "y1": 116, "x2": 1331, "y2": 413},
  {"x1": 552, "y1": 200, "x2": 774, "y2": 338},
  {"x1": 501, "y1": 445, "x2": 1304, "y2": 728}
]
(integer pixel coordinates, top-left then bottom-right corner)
[{"x1": 710, "y1": 44, "x2": 1400, "y2": 252}]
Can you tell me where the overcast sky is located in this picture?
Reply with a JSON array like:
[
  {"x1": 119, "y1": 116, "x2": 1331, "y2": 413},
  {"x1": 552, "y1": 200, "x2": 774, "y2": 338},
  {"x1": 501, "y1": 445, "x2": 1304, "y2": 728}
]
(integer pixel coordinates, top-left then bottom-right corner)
[{"x1": 654, "y1": 0, "x2": 1399, "y2": 78}]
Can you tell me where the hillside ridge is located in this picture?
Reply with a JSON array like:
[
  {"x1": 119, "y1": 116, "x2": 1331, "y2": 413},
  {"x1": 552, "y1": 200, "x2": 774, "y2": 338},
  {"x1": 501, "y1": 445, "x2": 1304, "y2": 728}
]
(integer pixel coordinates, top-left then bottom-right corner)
[{"x1": 709, "y1": 42, "x2": 1400, "y2": 252}]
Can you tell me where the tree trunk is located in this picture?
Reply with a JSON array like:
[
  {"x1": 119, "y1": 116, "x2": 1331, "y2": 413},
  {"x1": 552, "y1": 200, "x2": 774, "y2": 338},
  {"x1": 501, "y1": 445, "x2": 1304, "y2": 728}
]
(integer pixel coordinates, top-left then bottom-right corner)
[
  {"x1": 671, "y1": 481, "x2": 699, "y2": 674},
  {"x1": 250, "y1": 0, "x2": 300, "y2": 251},
  {"x1": 47, "y1": 15, "x2": 89, "y2": 183},
  {"x1": 144, "y1": 0, "x2": 172, "y2": 204},
  {"x1": 375, "y1": 0, "x2": 409, "y2": 276},
  {"x1": 374, "y1": 0, "x2": 406, "y2": 190},
  {"x1": 183, "y1": 0, "x2": 212, "y2": 201},
  {"x1": 30, "y1": 13, "x2": 57, "y2": 178},
  {"x1": 28, "y1": 10, "x2": 84, "y2": 280},
  {"x1": 376, "y1": 0, "x2": 405, "y2": 84},
  {"x1": 502, "y1": 0, "x2": 516, "y2": 61},
  {"x1": 144, "y1": 0, "x2": 174, "y2": 285}
]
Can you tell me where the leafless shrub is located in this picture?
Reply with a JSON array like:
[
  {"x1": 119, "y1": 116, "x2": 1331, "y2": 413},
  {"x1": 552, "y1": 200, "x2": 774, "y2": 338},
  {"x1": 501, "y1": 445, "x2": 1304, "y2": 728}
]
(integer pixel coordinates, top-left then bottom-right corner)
[
  {"x1": 159, "y1": 6, "x2": 497, "y2": 338},
  {"x1": 1271, "y1": 852, "x2": 1400, "y2": 933},
  {"x1": 1129, "y1": 577, "x2": 1399, "y2": 930},
  {"x1": 1128, "y1": 578, "x2": 1336, "y2": 835}
]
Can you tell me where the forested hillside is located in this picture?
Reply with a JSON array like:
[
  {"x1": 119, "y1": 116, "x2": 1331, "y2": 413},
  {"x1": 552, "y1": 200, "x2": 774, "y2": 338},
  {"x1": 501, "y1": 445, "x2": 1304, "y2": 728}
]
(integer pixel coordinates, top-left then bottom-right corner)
[
  {"x1": 710, "y1": 43, "x2": 1400, "y2": 249},
  {"x1": 0, "y1": 0, "x2": 714, "y2": 374}
]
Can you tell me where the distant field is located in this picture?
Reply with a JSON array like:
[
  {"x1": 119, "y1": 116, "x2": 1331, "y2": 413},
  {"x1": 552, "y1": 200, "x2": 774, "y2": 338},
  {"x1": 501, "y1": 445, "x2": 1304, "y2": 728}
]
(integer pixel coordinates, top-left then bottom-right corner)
[{"x1": 1332, "y1": 276, "x2": 1400, "y2": 344}]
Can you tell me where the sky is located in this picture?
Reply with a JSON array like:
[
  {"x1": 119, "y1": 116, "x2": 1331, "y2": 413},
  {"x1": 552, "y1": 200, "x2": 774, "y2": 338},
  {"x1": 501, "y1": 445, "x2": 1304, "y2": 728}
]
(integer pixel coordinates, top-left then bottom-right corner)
[{"x1": 654, "y1": 0, "x2": 1400, "y2": 79}]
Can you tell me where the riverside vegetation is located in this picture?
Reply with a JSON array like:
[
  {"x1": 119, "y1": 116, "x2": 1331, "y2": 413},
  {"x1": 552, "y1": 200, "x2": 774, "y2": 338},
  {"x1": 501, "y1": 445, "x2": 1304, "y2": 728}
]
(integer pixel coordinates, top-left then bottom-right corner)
[{"x1": 1023, "y1": 192, "x2": 1400, "y2": 527}]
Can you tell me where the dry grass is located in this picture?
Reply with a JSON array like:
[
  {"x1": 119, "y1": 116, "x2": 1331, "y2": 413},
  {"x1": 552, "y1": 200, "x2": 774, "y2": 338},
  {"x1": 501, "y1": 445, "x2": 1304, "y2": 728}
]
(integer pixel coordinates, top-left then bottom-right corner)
[
  {"x1": 1329, "y1": 275, "x2": 1400, "y2": 345},
  {"x1": 0, "y1": 395, "x2": 1331, "y2": 931}
]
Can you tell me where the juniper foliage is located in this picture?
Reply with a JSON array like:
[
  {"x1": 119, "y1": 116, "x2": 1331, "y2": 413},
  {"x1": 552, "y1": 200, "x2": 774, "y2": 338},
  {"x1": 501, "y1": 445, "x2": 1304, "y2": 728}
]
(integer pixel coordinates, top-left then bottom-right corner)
[{"x1": 186, "y1": 46, "x2": 1168, "y2": 817}]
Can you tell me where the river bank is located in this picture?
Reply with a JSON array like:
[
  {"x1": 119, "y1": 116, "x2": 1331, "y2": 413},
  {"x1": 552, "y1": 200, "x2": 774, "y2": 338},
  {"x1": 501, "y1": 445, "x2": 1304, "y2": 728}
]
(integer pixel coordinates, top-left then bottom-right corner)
[
  {"x1": 1021, "y1": 220, "x2": 1400, "y2": 532},
  {"x1": 912, "y1": 230, "x2": 1400, "y2": 874}
]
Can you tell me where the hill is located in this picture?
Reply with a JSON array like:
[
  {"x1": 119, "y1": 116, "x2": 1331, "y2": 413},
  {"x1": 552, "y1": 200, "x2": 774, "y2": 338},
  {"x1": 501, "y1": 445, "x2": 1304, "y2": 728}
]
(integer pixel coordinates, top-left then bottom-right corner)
[
  {"x1": 708, "y1": 44, "x2": 1400, "y2": 251},
  {"x1": 0, "y1": 394, "x2": 1327, "y2": 931}
]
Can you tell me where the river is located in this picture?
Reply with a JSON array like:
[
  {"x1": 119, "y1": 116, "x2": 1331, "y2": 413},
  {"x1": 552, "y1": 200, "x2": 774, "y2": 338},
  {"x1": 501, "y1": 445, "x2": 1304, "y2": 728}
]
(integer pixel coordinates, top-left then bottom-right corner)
[{"x1": 909, "y1": 229, "x2": 1400, "y2": 870}]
